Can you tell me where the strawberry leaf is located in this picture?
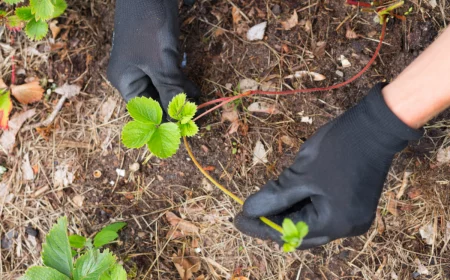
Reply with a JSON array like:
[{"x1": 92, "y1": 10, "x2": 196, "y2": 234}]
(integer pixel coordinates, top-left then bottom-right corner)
[
  {"x1": 93, "y1": 231, "x2": 119, "y2": 248},
  {"x1": 25, "y1": 19, "x2": 48, "y2": 40},
  {"x1": 147, "y1": 122, "x2": 181, "y2": 159},
  {"x1": 168, "y1": 93, "x2": 196, "y2": 121},
  {"x1": 179, "y1": 120, "x2": 198, "y2": 137},
  {"x1": 4, "y1": 0, "x2": 23, "y2": 4},
  {"x1": 0, "y1": 90, "x2": 13, "y2": 130},
  {"x1": 42, "y1": 217, "x2": 73, "y2": 278},
  {"x1": 21, "y1": 266, "x2": 71, "y2": 280},
  {"x1": 69, "y1": 235, "x2": 86, "y2": 249},
  {"x1": 100, "y1": 222, "x2": 127, "y2": 233},
  {"x1": 6, "y1": 15, "x2": 22, "y2": 31},
  {"x1": 99, "y1": 264, "x2": 127, "y2": 280},
  {"x1": 16, "y1": 6, "x2": 34, "y2": 21},
  {"x1": 51, "y1": 0, "x2": 67, "y2": 18},
  {"x1": 121, "y1": 121, "x2": 156, "y2": 149},
  {"x1": 30, "y1": 0, "x2": 54, "y2": 20},
  {"x1": 296, "y1": 221, "x2": 309, "y2": 239},
  {"x1": 73, "y1": 249, "x2": 115, "y2": 280},
  {"x1": 127, "y1": 97, "x2": 162, "y2": 125}
]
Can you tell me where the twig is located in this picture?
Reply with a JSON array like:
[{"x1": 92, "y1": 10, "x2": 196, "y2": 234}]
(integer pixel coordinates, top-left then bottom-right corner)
[{"x1": 22, "y1": 95, "x2": 67, "y2": 131}]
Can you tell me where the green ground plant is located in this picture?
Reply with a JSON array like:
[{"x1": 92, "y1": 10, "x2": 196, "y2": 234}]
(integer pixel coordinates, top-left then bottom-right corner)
[
  {"x1": 22, "y1": 217, "x2": 128, "y2": 280},
  {"x1": 2, "y1": 0, "x2": 67, "y2": 40}
]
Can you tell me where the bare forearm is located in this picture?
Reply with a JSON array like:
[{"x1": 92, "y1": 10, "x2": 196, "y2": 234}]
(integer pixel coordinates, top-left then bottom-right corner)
[{"x1": 383, "y1": 27, "x2": 450, "y2": 129}]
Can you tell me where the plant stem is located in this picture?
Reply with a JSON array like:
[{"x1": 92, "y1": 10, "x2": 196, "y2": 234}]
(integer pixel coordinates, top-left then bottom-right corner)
[
  {"x1": 183, "y1": 137, "x2": 284, "y2": 234},
  {"x1": 195, "y1": 20, "x2": 387, "y2": 121}
]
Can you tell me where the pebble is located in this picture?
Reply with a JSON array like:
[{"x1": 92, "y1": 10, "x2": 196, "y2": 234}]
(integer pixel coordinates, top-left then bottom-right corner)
[
  {"x1": 271, "y1": 4, "x2": 281, "y2": 15},
  {"x1": 336, "y1": 70, "x2": 344, "y2": 78}
]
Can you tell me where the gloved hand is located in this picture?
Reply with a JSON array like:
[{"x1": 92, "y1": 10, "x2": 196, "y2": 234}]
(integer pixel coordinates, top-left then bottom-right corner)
[
  {"x1": 235, "y1": 84, "x2": 422, "y2": 249},
  {"x1": 107, "y1": 0, "x2": 200, "y2": 114}
]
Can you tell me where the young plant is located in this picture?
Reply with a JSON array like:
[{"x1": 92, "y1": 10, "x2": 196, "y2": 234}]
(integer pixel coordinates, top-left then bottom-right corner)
[
  {"x1": 2, "y1": 0, "x2": 67, "y2": 40},
  {"x1": 121, "y1": 93, "x2": 198, "y2": 158},
  {"x1": 121, "y1": 94, "x2": 308, "y2": 252},
  {"x1": 281, "y1": 219, "x2": 309, "y2": 253},
  {"x1": 21, "y1": 217, "x2": 127, "y2": 280}
]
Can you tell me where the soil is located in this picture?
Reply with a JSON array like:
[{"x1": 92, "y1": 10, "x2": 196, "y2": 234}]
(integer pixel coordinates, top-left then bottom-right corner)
[{"x1": 1, "y1": 0, "x2": 450, "y2": 279}]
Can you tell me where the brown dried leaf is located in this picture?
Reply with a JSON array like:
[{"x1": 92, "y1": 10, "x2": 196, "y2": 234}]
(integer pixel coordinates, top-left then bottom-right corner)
[
  {"x1": 54, "y1": 83, "x2": 81, "y2": 98},
  {"x1": 232, "y1": 6, "x2": 242, "y2": 26},
  {"x1": 407, "y1": 188, "x2": 422, "y2": 199},
  {"x1": 281, "y1": 10, "x2": 298, "y2": 30},
  {"x1": 313, "y1": 41, "x2": 327, "y2": 57},
  {"x1": 386, "y1": 192, "x2": 399, "y2": 216},
  {"x1": 247, "y1": 102, "x2": 280, "y2": 114},
  {"x1": 281, "y1": 135, "x2": 295, "y2": 147},
  {"x1": 166, "y1": 211, "x2": 199, "y2": 238},
  {"x1": 10, "y1": 81, "x2": 44, "y2": 104},
  {"x1": 0, "y1": 109, "x2": 36, "y2": 153},
  {"x1": 173, "y1": 252, "x2": 201, "y2": 280},
  {"x1": 221, "y1": 104, "x2": 240, "y2": 134},
  {"x1": 49, "y1": 20, "x2": 61, "y2": 39},
  {"x1": 376, "y1": 209, "x2": 385, "y2": 235},
  {"x1": 304, "y1": 20, "x2": 312, "y2": 32},
  {"x1": 345, "y1": 27, "x2": 359, "y2": 39}
]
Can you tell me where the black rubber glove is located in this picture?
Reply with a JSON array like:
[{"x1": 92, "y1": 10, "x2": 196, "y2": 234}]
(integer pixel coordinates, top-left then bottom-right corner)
[
  {"x1": 107, "y1": 0, "x2": 200, "y2": 113},
  {"x1": 235, "y1": 83, "x2": 422, "y2": 249}
]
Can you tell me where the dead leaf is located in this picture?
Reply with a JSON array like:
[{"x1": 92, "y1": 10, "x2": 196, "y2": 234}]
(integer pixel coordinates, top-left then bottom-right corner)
[
  {"x1": 407, "y1": 188, "x2": 422, "y2": 199},
  {"x1": 49, "y1": 20, "x2": 61, "y2": 39},
  {"x1": 21, "y1": 153, "x2": 34, "y2": 181},
  {"x1": 72, "y1": 195, "x2": 84, "y2": 208},
  {"x1": 0, "y1": 109, "x2": 36, "y2": 153},
  {"x1": 54, "y1": 83, "x2": 81, "y2": 98},
  {"x1": 386, "y1": 192, "x2": 399, "y2": 216},
  {"x1": 304, "y1": 20, "x2": 312, "y2": 32},
  {"x1": 239, "y1": 78, "x2": 259, "y2": 91},
  {"x1": 376, "y1": 209, "x2": 385, "y2": 235},
  {"x1": 54, "y1": 164, "x2": 74, "y2": 187},
  {"x1": 166, "y1": 211, "x2": 199, "y2": 238},
  {"x1": 247, "y1": 22, "x2": 267, "y2": 41},
  {"x1": 436, "y1": 146, "x2": 450, "y2": 164},
  {"x1": 284, "y1": 70, "x2": 326, "y2": 81},
  {"x1": 419, "y1": 223, "x2": 434, "y2": 245},
  {"x1": 201, "y1": 178, "x2": 213, "y2": 192},
  {"x1": 313, "y1": 41, "x2": 327, "y2": 57},
  {"x1": 345, "y1": 27, "x2": 359, "y2": 39},
  {"x1": 11, "y1": 81, "x2": 44, "y2": 104},
  {"x1": 232, "y1": 6, "x2": 242, "y2": 26},
  {"x1": 281, "y1": 10, "x2": 298, "y2": 30},
  {"x1": 414, "y1": 258, "x2": 430, "y2": 275},
  {"x1": 221, "y1": 104, "x2": 240, "y2": 134},
  {"x1": 100, "y1": 97, "x2": 117, "y2": 123},
  {"x1": 281, "y1": 135, "x2": 295, "y2": 147},
  {"x1": 247, "y1": 102, "x2": 280, "y2": 114},
  {"x1": 339, "y1": 55, "x2": 352, "y2": 68},
  {"x1": 253, "y1": 140, "x2": 268, "y2": 165},
  {"x1": 172, "y1": 252, "x2": 201, "y2": 280}
]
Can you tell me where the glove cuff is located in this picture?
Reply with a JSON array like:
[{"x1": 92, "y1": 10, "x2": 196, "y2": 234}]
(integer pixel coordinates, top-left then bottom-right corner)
[{"x1": 343, "y1": 83, "x2": 423, "y2": 170}]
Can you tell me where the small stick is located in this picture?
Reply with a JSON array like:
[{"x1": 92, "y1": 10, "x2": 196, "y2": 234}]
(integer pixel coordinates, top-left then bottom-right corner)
[{"x1": 22, "y1": 95, "x2": 67, "y2": 131}]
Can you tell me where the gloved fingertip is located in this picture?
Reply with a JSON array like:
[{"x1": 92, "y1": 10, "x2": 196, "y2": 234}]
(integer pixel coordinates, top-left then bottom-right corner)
[
  {"x1": 298, "y1": 236, "x2": 330, "y2": 250},
  {"x1": 184, "y1": 79, "x2": 201, "y2": 99}
]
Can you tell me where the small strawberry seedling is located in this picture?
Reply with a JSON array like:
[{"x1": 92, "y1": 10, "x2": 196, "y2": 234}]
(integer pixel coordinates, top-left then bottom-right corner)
[
  {"x1": 21, "y1": 217, "x2": 127, "y2": 280},
  {"x1": 281, "y1": 219, "x2": 309, "y2": 252}
]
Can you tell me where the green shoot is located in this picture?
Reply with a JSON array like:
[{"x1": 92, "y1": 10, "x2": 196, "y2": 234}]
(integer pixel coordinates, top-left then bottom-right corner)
[
  {"x1": 21, "y1": 217, "x2": 127, "y2": 280},
  {"x1": 281, "y1": 219, "x2": 309, "y2": 252},
  {"x1": 121, "y1": 94, "x2": 199, "y2": 159}
]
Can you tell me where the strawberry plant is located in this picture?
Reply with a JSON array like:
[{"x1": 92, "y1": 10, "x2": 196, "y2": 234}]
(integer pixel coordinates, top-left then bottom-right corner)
[
  {"x1": 1, "y1": 0, "x2": 67, "y2": 40},
  {"x1": 21, "y1": 217, "x2": 127, "y2": 280}
]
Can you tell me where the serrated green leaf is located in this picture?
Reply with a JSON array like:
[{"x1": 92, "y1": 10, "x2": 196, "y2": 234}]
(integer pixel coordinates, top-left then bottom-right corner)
[
  {"x1": 21, "y1": 266, "x2": 71, "y2": 280},
  {"x1": 147, "y1": 122, "x2": 181, "y2": 159},
  {"x1": 30, "y1": 0, "x2": 54, "y2": 20},
  {"x1": 42, "y1": 217, "x2": 73, "y2": 278},
  {"x1": 73, "y1": 249, "x2": 116, "y2": 280},
  {"x1": 167, "y1": 93, "x2": 197, "y2": 121},
  {"x1": 121, "y1": 121, "x2": 156, "y2": 149},
  {"x1": 179, "y1": 120, "x2": 198, "y2": 137},
  {"x1": 282, "y1": 243, "x2": 296, "y2": 253},
  {"x1": 69, "y1": 235, "x2": 87, "y2": 249},
  {"x1": 16, "y1": 6, "x2": 34, "y2": 21},
  {"x1": 101, "y1": 222, "x2": 127, "y2": 233},
  {"x1": 127, "y1": 97, "x2": 162, "y2": 125},
  {"x1": 296, "y1": 221, "x2": 309, "y2": 239},
  {"x1": 93, "y1": 231, "x2": 119, "y2": 248},
  {"x1": 25, "y1": 19, "x2": 48, "y2": 40},
  {"x1": 99, "y1": 264, "x2": 127, "y2": 280},
  {"x1": 6, "y1": 15, "x2": 21, "y2": 28},
  {"x1": 282, "y1": 218, "x2": 298, "y2": 239},
  {"x1": 51, "y1": 0, "x2": 67, "y2": 17},
  {"x1": 4, "y1": 0, "x2": 23, "y2": 4}
]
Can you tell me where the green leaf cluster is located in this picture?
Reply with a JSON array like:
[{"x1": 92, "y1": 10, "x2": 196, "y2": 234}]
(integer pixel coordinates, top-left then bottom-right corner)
[
  {"x1": 3, "y1": 0, "x2": 67, "y2": 40},
  {"x1": 281, "y1": 218, "x2": 309, "y2": 253},
  {"x1": 21, "y1": 217, "x2": 128, "y2": 280},
  {"x1": 122, "y1": 94, "x2": 199, "y2": 159}
]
